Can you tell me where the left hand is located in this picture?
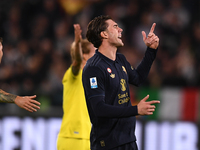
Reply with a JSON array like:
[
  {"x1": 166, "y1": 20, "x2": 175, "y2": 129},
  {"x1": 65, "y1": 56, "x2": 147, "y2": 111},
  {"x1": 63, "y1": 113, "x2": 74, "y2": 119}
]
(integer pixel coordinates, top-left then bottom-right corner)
[
  {"x1": 137, "y1": 95, "x2": 160, "y2": 115},
  {"x1": 142, "y1": 23, "x2": 159, "y2": 49}
]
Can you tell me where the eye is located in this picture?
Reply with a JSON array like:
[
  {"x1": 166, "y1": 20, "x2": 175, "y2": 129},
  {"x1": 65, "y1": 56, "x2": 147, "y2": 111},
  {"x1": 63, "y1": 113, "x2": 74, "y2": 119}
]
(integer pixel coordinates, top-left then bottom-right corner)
[{"x1": 114, "y1": 25, "x2": 118, "y2": 28}]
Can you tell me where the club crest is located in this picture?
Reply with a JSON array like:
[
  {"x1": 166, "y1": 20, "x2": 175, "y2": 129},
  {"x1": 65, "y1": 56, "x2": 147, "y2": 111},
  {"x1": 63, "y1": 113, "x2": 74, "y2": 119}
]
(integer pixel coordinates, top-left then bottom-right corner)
[{"x1": 120, "y1": 79, "x2": 126, "y2": 91}]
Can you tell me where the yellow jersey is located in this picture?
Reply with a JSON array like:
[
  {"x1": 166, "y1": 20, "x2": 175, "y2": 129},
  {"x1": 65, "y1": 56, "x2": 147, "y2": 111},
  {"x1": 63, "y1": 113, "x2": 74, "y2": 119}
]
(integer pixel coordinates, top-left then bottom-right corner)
[{"x1": 58, "y1": 66, "x2": 91, "y2": 139}]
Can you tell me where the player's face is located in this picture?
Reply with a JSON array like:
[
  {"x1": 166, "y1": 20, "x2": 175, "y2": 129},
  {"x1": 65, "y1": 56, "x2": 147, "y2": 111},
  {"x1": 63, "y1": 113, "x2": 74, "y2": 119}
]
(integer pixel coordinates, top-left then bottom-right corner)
[
  {"x1": 105, "y1": 19, "x2": 124, "y2": 47},
  {"x1": 0, "y1": 42, "x2": 3, "y2": 64}
]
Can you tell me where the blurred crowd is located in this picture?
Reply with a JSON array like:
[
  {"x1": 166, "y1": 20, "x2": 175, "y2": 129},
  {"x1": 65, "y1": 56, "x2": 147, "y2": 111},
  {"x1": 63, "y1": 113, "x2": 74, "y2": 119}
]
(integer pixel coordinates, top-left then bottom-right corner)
[{"x1": 0, "y1": 0, "x2": 199, "y2": 107}]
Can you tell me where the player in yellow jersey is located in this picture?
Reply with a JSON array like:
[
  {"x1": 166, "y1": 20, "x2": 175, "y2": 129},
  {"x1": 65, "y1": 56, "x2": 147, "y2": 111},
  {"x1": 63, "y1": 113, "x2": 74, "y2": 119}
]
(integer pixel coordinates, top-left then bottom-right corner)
[{"x1": 57, "y1": 24, "x2": 95, "y2": 150}]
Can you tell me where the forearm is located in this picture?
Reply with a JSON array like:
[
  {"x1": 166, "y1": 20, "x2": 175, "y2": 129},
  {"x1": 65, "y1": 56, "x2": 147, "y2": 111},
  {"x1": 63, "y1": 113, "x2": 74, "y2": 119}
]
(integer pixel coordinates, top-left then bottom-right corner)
[
  {"x1": 72, "y1": 24, "x2": 83, "y2": 66},
  {"x1": 89, "y1": 96, "x2": 138, "y2": 118},
  {"x1": 71, "y1": 41, "x2": 83, "y2": 75},
  {"x1": 0, "y1": 89, "x2": 17, "y2": 103},
  {"x1": 74, "y1": 42, "x2": 82, "y2": 63},
  {"x1": 135, "y1": 47, "x2": 157, "y2": 83}
]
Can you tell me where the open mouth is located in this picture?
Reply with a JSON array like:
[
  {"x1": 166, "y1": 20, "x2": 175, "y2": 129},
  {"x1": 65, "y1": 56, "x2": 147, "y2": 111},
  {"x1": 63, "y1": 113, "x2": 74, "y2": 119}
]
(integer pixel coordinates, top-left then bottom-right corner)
[{"x1": 118, "y1": 36, "x2": 122, "y2": 39}]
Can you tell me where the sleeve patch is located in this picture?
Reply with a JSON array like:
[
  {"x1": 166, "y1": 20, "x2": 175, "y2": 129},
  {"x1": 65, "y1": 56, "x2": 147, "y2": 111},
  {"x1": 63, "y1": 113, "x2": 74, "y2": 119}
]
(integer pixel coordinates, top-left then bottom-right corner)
[{"x1": 90, "y1": 77, "x2": 98, "y2": 89}]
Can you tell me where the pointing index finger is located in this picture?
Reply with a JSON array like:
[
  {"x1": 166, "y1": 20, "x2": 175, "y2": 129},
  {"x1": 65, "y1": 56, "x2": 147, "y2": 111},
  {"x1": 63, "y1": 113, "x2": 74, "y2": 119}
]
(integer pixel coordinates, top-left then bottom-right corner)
[
  {"x1": 148, "y1": 100, "x2": 160, "y2": 105},
  {"x1": 149, "y1": 23, "x2": 156, "y2": 34}
]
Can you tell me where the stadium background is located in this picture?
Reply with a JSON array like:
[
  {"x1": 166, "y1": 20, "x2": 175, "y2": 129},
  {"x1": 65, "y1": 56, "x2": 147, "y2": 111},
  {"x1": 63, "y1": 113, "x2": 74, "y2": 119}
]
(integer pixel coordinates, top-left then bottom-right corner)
[{"x1": 0, "y1": 0, "x2": 199, "y2": 149}]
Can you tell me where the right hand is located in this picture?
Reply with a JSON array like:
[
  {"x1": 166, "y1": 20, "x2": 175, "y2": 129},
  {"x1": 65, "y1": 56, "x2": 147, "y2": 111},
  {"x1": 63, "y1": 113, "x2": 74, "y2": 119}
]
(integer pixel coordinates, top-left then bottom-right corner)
[
  {"x1": 142, "y1": 23, "x2": 159, "y2": 49},
  {"x1": 137, "y1": 95, "x2": 160, "y2": 115},
  {"x1": 14, "y1": 95, "x2": 41, "y2": 112}
]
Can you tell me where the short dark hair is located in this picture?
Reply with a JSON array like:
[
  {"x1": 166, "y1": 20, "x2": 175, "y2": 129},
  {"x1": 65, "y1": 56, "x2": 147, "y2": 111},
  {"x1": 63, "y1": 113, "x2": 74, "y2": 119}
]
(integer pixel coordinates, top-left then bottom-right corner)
[
  {"x1": 86, "y1": 15, "x2": 112, "y2": 48},
  {"x1": 0, "y1": 37, "x2": 3, "y2": 43}
]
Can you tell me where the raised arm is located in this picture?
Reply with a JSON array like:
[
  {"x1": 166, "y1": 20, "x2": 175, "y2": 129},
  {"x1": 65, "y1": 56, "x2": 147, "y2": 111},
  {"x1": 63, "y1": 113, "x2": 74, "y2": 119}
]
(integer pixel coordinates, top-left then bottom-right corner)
[
  {"x1": 71, "y1": 24, "x2": 83, "y2": 75},
  {"x1": 128, "y1": 23, "x2": 159, "y2": 86},
  {"x1": 0, "y1": 89, "x2": 40, "y2": 112}
]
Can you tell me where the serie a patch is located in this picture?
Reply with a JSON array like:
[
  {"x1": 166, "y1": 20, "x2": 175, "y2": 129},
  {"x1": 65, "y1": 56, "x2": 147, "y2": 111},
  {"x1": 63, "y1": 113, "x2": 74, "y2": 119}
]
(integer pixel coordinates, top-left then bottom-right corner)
[{"x1": 90, "y1": 77, "x2": 98, "y2": 89}]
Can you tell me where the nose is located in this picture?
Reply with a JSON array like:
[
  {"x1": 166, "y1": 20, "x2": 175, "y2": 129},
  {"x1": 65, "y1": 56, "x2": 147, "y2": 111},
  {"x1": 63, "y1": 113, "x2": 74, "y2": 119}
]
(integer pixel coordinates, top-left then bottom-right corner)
[{"x1": 118, "y1": 27, "x2": 123, "y2": 32}]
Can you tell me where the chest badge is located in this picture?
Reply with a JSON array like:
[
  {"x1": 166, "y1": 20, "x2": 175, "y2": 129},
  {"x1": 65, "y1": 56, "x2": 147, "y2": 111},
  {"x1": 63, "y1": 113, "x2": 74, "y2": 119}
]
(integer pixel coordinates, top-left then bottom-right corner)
[
  {"x1": 100, "y1": 140, "x2": 105, "y2": 147},
  {"x1": 107, "y1": 68, "x2": 115, "y2": 78},
  {"x1": 107, "y1": 68, "x2": 112, "y2": 73},
  {"x1": 122, "y1": 66, "x2": 127, "y2": 74},
  {"x1": 110, "y1": 73, "x2": 115, "y2": 78}
]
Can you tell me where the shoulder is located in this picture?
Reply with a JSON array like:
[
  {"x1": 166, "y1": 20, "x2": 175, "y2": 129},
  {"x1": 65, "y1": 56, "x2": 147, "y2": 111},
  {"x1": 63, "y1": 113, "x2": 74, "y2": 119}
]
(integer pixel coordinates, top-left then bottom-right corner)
[
  {"x1": 83, "y1": 54, "x2": 103, "y2": 72},
  {"x1": 86, "y1": 54, "x2": 103, "y2": 67},
  {"x1": 62, "y1": 66, "x2": 72, "y2": 82},
  {"x1": 82, "y1": 55, "x2": 106, "y2": 79}
]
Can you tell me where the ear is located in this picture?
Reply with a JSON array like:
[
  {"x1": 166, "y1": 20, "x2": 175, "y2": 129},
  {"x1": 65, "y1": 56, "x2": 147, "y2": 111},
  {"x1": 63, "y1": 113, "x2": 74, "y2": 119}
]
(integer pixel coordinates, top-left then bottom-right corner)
[{"x1": 100, "y1": 31, "x2": 108, "y2": 39}]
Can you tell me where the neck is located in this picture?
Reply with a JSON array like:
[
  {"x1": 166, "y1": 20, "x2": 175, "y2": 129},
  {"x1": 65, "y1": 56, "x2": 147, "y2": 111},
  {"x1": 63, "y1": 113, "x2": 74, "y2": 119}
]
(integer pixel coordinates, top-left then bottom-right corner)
[{"x1": 98, "y1": 43, "x2": 117, "y2": 61}]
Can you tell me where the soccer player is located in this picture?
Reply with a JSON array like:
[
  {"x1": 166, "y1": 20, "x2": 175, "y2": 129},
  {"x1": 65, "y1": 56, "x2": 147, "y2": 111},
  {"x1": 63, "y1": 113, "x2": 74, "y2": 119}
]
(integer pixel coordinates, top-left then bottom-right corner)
[
  {"x1": 82, "y1": 15, "x2": 160, "y2": 150},
  {"x1": 0, "y1": 37, "x2": 40, "y2": 112},
  {"x1": 57, "y1": 24, "x2": 95, "y2": 150}
]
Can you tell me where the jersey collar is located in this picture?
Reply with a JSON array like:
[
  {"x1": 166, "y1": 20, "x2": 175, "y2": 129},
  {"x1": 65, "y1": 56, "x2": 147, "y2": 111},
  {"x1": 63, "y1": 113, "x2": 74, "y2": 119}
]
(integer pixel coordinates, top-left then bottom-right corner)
[{"x1": 96, "y1": 49, "x2": 117, "y2": 66}]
